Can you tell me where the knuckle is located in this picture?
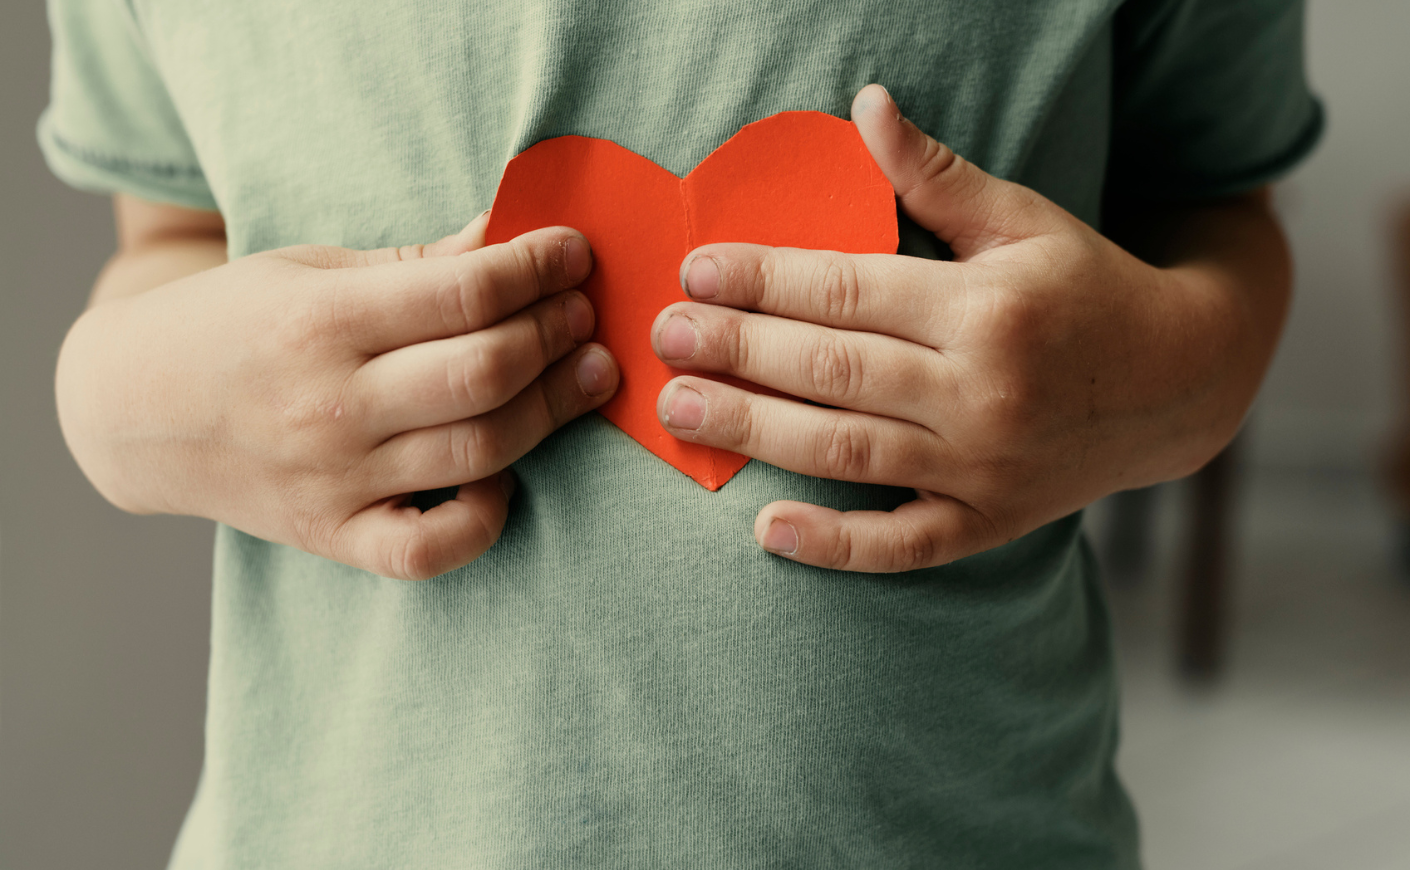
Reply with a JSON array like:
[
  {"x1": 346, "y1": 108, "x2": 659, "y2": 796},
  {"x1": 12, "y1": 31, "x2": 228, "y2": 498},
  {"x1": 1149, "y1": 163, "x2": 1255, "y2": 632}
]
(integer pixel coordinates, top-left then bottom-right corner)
[
  {"x1": 283, "y1": 277, "x2": 343, "y2": 352},
  {"x1": 450, "y1": 420, "x2": 499, "y2": 477},
  {"x1": 276, "y1": 390, "x2": 347, "y2": 440},
  {"x1": 971, "y1": 291, "x2": 1046, "y2": 432},
  {"x1": 514, "y1": 233, "x2": 558, "y2": 289},
  {"x1": 539, "y1": 373, "x2": 586, "y2": 434},
  {"x1": 978, "y1": 371, "x2": 1042, "y2": 436},
  {"x1": 890, "y1": 519, "x2": 936, "y2": 571},
  {"x1": 539, "y1": 370, "x2": 579, "y2": 429},
  {"x1": 288, "y1": 501, "x2": 341, "y2": 557},
  {"x1": 803, "y1": 333, "x2": 863, "y2": 404},
  {"x1": 462, "y1": 501, "x2": 505, "y2": 559},
  {"x1": 532, "y1": 305, "x2": 562, "y2": 362},
  {"x1": 541, "y1": 384, "x2": 573, "y2": 430},
  {"x1": 817, "y1": 416, "x2": 873, "y2": 480},
  {"x1": 446, "y1": 341, "x2": 499, "y2": 412},
  {"x1": 983, "y1": 282, "x2": 1043, "y2": 348},
  {"x1": 815, "y1": 255, "x2": 864, "y2": 322},
  {"x1": 272, "y1": 309, "x2": 320, "y2": 360},
  {"x1": 910, "y1": 139, "x2": 961, "y2": 195},
  {"x1": 922, "y1": 151, "x2": 990, "y2": 227},
  {"x1": 388, "y1": 528, "x2": 439, "y2": 582},
  {"x1": 286, "y1": 244, "x2": 340, "y2": 271},
  {"x1": 826, "y1": 526, "x2": 857, "y2": 570},
  {"x1": 723, "y1": 316, "x2": 751, "y2": 373},
  {"x1": 977, "y1": 508, "x2": 1012, "y2": 550},
  {"x1": 736, "y1": 393, "x2": 763, "y2": 449},
  {"x1": 439, "y1": 254, "x2": 490, "y2": 334},
  {"x1": 262, "y1": 360, "x2": 360, "y2": 447},
  {"x1": 707, "y1": 389, "x2": 755, "y2": 449},
  {"x1": 755, "y1": 252, "x2": 782, "y2": 308},
  {"x1": 888, "y1": 435, "x2": 930, "y2": 482},
  {"x1": 964, "y1": 442, "x2": 1038, "y2": 505}
]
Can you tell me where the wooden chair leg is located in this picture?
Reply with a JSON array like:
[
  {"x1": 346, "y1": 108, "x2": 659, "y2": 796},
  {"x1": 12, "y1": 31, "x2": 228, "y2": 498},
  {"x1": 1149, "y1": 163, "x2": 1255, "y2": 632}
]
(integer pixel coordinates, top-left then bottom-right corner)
[{"x1": 1179, "y1": 437, "x2": 1239, "y2": 680}]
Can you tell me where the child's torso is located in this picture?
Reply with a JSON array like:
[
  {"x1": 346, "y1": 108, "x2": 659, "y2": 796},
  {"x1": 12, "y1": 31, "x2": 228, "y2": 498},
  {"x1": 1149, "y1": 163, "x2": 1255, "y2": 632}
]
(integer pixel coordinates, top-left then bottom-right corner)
[{"x1": 147, "y1": 2, "x2": 1138, "y2": 866}]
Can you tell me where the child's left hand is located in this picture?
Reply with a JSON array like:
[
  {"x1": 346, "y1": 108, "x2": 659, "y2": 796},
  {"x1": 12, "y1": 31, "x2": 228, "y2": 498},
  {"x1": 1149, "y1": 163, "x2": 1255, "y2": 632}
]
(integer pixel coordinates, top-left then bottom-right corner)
[{"x1": 650, "y1": 84, "x2": 1289, "y2": 572}]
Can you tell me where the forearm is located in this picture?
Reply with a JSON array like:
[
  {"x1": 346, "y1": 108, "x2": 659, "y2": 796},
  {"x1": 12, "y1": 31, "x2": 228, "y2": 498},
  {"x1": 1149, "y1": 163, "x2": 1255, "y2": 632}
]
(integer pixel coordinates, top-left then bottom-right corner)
[
  {"x1": 90, "y1": 237, "x2": 228, "y2": 306},
  {"x1": 88, "y1": 194, "x2": 227, "y2": 307},
  {"x1": 1106, "y1": 188, "x2": 1292, "y2": 474},
  {"x1": 58, "y1": 197, "x2": 228, "y2": 512}
]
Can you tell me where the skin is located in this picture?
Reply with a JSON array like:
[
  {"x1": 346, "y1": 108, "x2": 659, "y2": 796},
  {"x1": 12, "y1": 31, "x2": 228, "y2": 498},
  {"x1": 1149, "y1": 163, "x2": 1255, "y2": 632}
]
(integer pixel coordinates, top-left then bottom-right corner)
[
  {"x1": 57, "y1": 208, "x2": 620, "y2": 581},
  {"x1": 58, "y1": 83, "x2": 1291, "y2": 579},
  {"x1": 651, "y1": 85, "x2": 1291, "y2": 571}
]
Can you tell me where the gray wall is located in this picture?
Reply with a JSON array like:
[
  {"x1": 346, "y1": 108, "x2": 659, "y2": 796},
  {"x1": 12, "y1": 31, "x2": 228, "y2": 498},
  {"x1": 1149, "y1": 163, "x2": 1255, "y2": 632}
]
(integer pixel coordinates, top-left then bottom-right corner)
[
  {"x1": 0, "y1": 3, "x2": 212, "y2": 869},
  {"x1": 1252, "y1": 0, "x2": 1410, "y2": 470},
  {"x1": 2, "y1": 1, "x2": 1407, "y2": 868}
]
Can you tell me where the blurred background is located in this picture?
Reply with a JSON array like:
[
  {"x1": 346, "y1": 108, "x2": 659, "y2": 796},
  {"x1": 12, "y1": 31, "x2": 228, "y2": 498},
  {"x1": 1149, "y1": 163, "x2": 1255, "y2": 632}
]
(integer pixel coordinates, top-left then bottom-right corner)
[{"x1": 3, "y1": 1, "x2": 1409, "y2": 868}]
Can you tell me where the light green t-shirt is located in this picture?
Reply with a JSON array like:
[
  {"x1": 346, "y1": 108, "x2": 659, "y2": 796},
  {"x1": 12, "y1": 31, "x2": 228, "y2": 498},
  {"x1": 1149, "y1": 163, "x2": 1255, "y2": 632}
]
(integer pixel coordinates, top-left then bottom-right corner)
[{"x1": 40, "y1": 0, "x2": 1321, "y2": 866}]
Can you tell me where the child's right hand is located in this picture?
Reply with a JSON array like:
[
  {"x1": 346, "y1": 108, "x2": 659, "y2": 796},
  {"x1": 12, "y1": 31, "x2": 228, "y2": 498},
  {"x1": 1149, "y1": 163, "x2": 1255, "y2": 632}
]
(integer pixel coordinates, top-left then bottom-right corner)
[{"x1": 55, "y1": 216, "x2": 618, "y2": 580}]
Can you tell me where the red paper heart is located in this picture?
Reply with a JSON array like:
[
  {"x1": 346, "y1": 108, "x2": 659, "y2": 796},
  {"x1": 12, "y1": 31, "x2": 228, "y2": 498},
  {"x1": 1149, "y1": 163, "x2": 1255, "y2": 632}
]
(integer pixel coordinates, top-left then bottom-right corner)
[{"x1": 485, "y1": 111, "x2": 899, "y2": 490}]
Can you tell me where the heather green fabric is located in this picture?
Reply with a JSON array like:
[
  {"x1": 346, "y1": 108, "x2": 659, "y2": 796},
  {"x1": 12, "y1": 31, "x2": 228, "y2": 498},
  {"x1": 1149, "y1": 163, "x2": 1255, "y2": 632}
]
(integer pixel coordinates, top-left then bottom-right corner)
[{"x1": 40, "y1": 0, "x2": 1321, "y2": 866}]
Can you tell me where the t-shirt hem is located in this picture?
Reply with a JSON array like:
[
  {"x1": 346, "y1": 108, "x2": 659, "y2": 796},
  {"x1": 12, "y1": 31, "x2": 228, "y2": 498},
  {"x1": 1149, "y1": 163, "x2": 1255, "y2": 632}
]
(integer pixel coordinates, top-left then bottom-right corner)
[{"x1": 37, "y1": 111, "x2": 220, "y2": 212}]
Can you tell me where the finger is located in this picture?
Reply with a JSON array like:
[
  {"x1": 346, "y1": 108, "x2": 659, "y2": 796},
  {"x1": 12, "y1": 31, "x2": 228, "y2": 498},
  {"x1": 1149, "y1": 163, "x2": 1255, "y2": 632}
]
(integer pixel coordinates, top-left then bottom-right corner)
[
  {"x1": 752, "y1": 491, "x2": 1001, "y2": 573},
  {"x1": 282, "y1": 209, "x2": 493, "y2": 270},
  {"x1": 413, "y1": 210, "x2": 493, "y2": 259},
  {"x1": 677, "y1": 243, "x2": 956, "y2": 345},
  {"x1": 355, "y1": 290, "x2": 594, "y2": 437},
  {"x1": 330, "y1": 472, "x2": 513, "y2": 581},
  {"x1": 355, "y1": 208, "x2": 495, "y2": 265},
  {"x1": 315, "y1": 226, "x2": 593, "y2": 353},
  {"x1": 370, "y1": 344, "x2": 618, "y2": 493},
  {"x1": 850, "y1": 84, "x2": 1065, "y2": 258},
  {"x1": 651, "y1": 302, "x2": 950, "y2": 420},
  {"x1": 656, "y1": 376, "x2": 951, "y2": 487}
]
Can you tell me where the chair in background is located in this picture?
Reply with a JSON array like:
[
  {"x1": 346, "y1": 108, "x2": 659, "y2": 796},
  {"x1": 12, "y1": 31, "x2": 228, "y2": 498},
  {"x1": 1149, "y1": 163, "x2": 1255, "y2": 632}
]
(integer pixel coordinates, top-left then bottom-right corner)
[
  {"x1": 1101, "y1": 437, "x2": 1241, "y2": 682},
  {"x1": 1382, "y1": 199, "x2": 1410, "y2": 580}
]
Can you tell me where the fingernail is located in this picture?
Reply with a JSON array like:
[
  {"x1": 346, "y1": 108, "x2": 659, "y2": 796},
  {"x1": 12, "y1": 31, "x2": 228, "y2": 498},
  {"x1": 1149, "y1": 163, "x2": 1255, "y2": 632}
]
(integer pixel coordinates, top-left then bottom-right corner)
[
  {"x1": 477, "y1": 208, "x2": 491, "y2": 220},
  {"x1": 682, "y1": 256, "x2": 720, "y2": 299},
  {"x1": 564, "y1": 293, "x2": 594, "y2": 342},
  {"x1": 499, "y1": 470, "x2": 517, "y2": 500},
  {"x1": 855, "y1": 84, "x2": 892, "y2": 115},
  {"x1": 563, "y1": 236, "x2": 592, "y2": 283},
  {"x1": 761, "y1": 519, "x2": 798, "y2": 555},
  {"x1": 576, "y1": 348, "x2": 614, "y2": 397},
  {"x1": 663, "y1": 383, "x2": 707, "y2": 430},
  {"x1": 658, "y1": 314, "x2": 698, "y2": 360}
]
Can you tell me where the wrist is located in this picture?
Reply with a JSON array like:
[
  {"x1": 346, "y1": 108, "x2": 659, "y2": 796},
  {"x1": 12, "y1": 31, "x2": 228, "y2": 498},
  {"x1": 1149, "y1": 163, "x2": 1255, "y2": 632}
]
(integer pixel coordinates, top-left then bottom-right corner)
[{"x1": 1147, "y1": 256, "x2": 1286, "y2": 479}]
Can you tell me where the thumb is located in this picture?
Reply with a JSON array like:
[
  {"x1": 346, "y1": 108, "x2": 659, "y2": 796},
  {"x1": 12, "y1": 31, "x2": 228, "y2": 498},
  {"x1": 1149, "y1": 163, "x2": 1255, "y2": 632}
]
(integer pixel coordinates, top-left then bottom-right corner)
[
  {"x1": 850, "y1": 85, "x2": 1063, "y2": 259},
  {"x1": 283, "y1": 209, "x2": 492, "y2": 269},
  {"x1": 334, "y1": 471, "x2": 514, "y2": 581}
]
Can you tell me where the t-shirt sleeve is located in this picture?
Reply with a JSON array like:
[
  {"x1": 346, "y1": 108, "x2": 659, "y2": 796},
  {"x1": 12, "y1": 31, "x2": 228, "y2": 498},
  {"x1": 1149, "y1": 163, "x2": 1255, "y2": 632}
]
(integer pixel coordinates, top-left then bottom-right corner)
[
  {"x1": 37, "y1": 0, "x2": 217, "y2": 210},
  {"x1": 1106, "y1": 0, "x2": 1325, "y2": 200}
]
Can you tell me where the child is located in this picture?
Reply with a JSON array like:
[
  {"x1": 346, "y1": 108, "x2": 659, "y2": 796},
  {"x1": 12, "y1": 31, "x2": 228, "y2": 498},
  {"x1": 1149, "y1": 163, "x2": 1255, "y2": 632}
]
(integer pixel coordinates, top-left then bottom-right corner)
[{"x1": 41, "y1": 0, "x2": 1320, "y2": 865}]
